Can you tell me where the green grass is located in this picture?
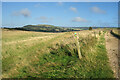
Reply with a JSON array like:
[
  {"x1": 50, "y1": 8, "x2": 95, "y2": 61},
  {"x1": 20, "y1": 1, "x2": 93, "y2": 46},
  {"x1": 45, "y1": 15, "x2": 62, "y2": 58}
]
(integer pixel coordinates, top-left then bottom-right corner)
[
  {"x1": 2, "y1": 29, "x2": 58, "y2": 43},
  {"x1": 2, "y1": 29, "x2": 113, "y2": 78}
]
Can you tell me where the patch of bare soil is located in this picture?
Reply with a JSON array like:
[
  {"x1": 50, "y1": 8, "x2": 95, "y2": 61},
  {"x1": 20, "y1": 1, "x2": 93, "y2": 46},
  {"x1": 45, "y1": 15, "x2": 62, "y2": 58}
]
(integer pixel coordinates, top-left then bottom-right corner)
[{"x1": 105, "y1": 31, "x2": 120, "y2": 78}]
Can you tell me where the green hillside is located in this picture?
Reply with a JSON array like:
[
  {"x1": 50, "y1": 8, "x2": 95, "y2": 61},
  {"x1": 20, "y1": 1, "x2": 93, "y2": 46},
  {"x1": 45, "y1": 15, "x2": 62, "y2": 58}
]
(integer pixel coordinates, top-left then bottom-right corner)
[{"x1": 21, "y1": 24, "x2": 80, "y2": 32}]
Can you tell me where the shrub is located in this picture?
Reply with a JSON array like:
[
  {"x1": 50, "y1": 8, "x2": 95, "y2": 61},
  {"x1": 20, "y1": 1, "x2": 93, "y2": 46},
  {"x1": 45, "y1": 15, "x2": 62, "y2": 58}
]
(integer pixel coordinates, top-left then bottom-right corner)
[{"x1": 89, "y1": 27, "x2": 92, "y2": 30}]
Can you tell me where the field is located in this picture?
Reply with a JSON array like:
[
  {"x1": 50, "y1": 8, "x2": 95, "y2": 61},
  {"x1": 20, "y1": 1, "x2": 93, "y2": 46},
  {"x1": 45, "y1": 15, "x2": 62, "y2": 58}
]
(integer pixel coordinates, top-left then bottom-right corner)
[
  {"x1": 2, "y1": 28, "x2": 114, "y2": 78},
  {"x1": 112, "y1": 28, "x2": 120, "y2": 35}
]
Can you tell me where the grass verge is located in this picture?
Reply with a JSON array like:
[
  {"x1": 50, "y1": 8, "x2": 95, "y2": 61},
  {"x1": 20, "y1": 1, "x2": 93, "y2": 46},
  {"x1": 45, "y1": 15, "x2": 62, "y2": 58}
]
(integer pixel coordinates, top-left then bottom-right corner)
[{"x1": 14, "y1": 32, "x2": 113, "y2": 78}]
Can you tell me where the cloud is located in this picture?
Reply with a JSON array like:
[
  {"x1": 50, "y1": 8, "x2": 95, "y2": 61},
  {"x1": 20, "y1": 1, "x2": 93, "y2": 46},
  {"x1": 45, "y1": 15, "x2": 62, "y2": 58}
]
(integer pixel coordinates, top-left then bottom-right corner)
[
  {"x1": 34, "y1": 3, "x2": 40, "y2": 7},
  {"x1": 34, "y1": 3, "x2": 45, "y2": 8},
  {"x1": 12, "y1": 8, "x2": 30, "y2": 17},
  {"x1": 70, "y1": 7, "x2": 77, "y2": 13},
  {"x1": 36, "y1": 16, "x2": 53, "y2": 23},
  {"x1": 39, "y1": 16, "x2": 47, "y2": 20},
  {"x1": 91, "y1": 6, "x2": 106, "y2": 14},
  {"x1": 57, "y1": 2, "x2": 63, "y2": 6},
  {"x1": 20, "y1": 8, "x2": 30, "y2": 17},
  {"x1": 72, "y1": 17, "x2": 88, "y2": 22}
]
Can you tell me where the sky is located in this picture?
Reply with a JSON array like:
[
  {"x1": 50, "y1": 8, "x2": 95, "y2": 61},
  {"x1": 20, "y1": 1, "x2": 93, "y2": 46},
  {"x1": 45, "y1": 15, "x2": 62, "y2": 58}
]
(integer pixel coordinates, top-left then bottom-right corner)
[
  {"x1": 1, "y1": 0, "x2": 120, "y2": 2},
  {"x1": 2, "y1": 2, "x2": 118, "y2": 27}
]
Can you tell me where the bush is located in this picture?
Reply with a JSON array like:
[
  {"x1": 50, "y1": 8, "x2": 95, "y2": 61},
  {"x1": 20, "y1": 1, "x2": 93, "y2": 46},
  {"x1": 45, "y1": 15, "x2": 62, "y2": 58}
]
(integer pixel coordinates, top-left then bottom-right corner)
[{"x1": 89, "y1": 27, "x2": 92, "y2": 30}]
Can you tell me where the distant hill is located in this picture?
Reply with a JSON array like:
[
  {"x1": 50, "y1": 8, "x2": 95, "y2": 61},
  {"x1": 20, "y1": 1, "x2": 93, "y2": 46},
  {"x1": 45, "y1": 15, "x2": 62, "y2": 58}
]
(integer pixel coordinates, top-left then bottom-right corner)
[
  {"x1": 2, "y1": 25, "x2": 117, "y2": 32},
  {"x1": 71, "y1": 27, "x2": 117, "y2": 30},
  {"x1": 13, "y1": 25, "x2": 81, "y2": 32}
]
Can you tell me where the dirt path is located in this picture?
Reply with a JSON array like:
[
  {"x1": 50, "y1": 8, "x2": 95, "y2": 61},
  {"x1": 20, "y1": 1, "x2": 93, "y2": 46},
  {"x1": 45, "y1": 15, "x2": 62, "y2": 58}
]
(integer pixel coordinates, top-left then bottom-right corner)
[{"x1": 105, "y1": 31, "x2": 120, "y2": 78}]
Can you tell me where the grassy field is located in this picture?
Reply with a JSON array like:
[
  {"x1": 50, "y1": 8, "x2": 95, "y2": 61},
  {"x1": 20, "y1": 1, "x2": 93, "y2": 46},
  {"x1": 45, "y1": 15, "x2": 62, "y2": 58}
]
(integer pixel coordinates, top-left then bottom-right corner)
[
  {"x1": 2, "y1": 29, "x2": 114, "y2": 78},
  {"x1": 112, "y1": 28, "x2": 120, "y2": 36}
]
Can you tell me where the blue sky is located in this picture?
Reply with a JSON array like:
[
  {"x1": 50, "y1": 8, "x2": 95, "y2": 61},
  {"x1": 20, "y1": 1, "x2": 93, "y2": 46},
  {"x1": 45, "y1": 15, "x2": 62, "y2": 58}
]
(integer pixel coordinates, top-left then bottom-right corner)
[{"x1": 2, "y1": 2, "x2": 118, "y2": 27}]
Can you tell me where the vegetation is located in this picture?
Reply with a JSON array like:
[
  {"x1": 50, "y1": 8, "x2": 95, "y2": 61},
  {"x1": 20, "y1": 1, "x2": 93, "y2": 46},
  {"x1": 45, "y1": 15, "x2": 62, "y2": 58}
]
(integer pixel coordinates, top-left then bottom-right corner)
[
  {"x1": 89, "y1": 27, "x2": 92, "y2": 30},
  {"x1": 3, "y1": 25, "x2": 80, "y2": 32},
  {"x1": 3, "y1": 25, "x2": 117, "y2": 33},
  {"x1": 2, "y1": 28, "x2": 113, "y2": 78},
  {"x1": 112, "y1": 29, "x2": 120, "y2": 35},
  {"x1": 110, "y1": 29, "x2": 120, "y2": 39}
]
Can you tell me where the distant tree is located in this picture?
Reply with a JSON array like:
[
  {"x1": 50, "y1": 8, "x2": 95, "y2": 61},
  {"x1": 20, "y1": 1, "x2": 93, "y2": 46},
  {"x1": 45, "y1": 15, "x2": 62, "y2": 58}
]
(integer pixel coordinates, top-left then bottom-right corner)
[{"x1": 89, "y1": 27, "x2": 92, "y2": 30}]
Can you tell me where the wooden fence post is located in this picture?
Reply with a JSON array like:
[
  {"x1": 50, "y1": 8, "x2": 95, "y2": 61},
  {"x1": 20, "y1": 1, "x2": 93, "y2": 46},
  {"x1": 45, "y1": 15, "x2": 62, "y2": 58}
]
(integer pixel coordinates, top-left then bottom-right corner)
[{"x1": 74, "y1": 32, "x2": 82, "y2": 59}]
